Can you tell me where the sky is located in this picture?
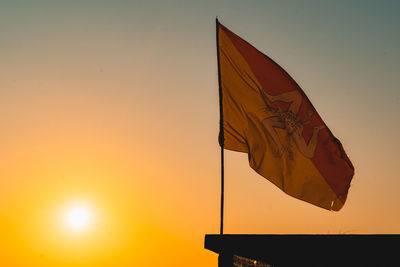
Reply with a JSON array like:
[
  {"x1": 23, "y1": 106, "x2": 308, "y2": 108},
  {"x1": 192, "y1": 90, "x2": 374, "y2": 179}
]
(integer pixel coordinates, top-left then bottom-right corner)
[{"x1": 0, "y1": 0, "x2": 399, "y2": 266}]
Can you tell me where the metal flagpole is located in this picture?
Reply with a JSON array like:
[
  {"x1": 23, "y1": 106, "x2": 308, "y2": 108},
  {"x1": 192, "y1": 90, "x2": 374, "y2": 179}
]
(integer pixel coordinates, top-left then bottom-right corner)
[{"x1": 216, "y1": 17, "x2": 224, "y2": 236}]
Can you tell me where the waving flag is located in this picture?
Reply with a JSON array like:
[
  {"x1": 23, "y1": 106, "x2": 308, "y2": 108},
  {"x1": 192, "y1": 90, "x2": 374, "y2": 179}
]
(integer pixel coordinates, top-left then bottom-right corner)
[{"x1": 217, "y1": 21, "x2": 354, "y2": 211}]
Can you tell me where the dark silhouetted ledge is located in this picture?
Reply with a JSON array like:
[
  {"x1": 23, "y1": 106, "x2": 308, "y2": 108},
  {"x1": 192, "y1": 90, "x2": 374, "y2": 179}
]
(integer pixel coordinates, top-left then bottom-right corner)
[{"x1": 205, "y1": 234, "x2": 400, "y2": 266}]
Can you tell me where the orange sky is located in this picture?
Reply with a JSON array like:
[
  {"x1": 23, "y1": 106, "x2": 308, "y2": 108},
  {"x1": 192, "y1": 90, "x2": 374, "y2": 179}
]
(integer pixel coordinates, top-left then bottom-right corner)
[{"x1": 1, "y1": 1, "x2": 399, "y2": 266}]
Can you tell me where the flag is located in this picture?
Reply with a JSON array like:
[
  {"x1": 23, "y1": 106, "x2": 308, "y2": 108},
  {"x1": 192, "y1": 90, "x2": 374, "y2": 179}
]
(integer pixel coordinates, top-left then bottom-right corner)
[{"x1": 217, "y1": 21, "x2": 354, "y2": 211}]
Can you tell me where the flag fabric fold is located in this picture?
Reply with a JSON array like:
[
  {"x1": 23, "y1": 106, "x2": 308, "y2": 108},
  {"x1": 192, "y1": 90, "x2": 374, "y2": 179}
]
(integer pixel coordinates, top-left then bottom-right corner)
[{"x1": 217, "y1": 21, "x2": 354, "y2": 211}]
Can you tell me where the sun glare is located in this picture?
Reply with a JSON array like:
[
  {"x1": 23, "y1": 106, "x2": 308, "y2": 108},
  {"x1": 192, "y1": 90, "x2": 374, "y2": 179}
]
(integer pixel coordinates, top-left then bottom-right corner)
[{"x1": 66, "y1": 205, "x2": 92, "y2": 230}]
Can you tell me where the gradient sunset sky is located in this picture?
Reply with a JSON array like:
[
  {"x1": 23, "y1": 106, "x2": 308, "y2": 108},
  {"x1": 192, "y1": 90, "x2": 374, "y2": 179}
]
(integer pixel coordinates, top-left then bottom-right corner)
[{"x1": 1, "y1": 1, "x2": 399, "y2": 266}]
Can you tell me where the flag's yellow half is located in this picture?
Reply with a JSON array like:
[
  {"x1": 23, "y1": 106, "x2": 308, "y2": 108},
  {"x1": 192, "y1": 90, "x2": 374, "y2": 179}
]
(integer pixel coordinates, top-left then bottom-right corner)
[{"x1": 218, "y1": 22, "x2": 354, "y2": 211}]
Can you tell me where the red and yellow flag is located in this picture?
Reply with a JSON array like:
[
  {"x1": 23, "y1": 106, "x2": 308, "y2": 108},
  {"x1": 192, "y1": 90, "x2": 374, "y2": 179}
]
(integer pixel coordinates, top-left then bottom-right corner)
[{"x1": 217, "y1": 21, "x2": 354, "y2": 211}]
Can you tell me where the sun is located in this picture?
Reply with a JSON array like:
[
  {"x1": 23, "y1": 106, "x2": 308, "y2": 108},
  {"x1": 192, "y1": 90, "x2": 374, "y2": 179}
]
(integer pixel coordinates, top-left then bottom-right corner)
[{"x1": 65, "y1": 205, "x2": 92, "y2": 230}]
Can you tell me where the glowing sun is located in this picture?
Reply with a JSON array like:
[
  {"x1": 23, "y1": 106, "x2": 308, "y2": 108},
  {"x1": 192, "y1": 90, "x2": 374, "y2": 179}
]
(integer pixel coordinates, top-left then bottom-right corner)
[{"x1": 65, "y1": 205, "x2": 92, "y2": 230}]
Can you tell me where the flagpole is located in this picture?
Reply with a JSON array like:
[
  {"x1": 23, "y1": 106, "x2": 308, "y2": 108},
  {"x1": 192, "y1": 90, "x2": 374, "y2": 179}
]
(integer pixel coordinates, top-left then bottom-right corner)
[{"x1": 216, "y1": 17, "x2": 224, "y2": 236}]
